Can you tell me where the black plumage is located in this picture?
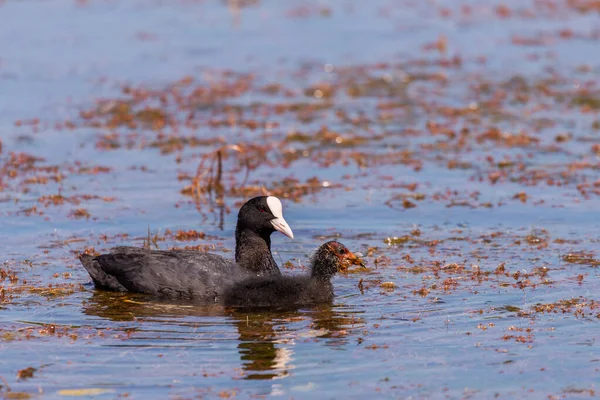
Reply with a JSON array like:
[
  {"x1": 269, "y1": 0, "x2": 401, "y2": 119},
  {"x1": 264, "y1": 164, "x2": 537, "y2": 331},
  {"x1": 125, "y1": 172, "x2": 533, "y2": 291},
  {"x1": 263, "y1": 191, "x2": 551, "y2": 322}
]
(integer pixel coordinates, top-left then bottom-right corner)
[
  {"x1": 79, "y1": 196, "x2": 294, "y2": 300},
  {"x1": 222, "y1": 241, "x2": 363, "y2": 309}
]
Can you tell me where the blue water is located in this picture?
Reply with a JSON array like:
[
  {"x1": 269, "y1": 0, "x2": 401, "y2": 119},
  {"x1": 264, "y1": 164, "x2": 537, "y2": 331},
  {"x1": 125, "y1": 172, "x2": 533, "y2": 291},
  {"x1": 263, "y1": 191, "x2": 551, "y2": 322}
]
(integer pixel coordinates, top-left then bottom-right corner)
[{"x1": 2, "y1": 0, "x2": 600, "y2": 398}]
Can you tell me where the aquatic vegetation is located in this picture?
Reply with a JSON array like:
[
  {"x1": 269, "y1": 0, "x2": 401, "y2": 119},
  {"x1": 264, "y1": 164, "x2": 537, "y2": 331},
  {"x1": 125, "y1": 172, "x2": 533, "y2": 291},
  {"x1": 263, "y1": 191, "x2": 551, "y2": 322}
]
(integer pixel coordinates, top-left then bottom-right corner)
[{"x1": 1, "y1": 0, "x2": 600, "y2": 398}]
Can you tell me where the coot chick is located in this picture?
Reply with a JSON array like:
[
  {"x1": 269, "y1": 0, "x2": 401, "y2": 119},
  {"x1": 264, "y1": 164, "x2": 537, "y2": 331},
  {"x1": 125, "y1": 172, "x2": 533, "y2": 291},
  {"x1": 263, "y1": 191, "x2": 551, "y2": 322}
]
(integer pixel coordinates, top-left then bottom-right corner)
[
  {"x1": 79, "y1": 196, "x2": 294, "y2": 299},
  {"x1": 222, "y1": 241, "x2": 364, "y2": 309}
]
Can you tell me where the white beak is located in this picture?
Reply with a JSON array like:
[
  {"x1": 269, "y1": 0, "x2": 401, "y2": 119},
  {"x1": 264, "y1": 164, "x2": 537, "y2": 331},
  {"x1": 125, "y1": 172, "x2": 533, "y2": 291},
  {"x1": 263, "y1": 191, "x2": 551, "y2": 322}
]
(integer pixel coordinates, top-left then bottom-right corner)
[
  {"x1": 266, "y1": 196, "x2": 294, "y2": 239},
  {"x1": 270, "y1": 217, "x2": 294, "y2": 239}
]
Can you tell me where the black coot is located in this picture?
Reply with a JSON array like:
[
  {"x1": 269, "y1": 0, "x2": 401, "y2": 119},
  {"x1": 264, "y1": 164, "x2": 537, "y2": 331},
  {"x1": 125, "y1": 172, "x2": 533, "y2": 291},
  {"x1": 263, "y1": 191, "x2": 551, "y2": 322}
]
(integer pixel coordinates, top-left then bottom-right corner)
[
  {"x1": 79, "y1": 196, "x2": 294, "y2": 300},
  {"x1": 222, "y1": 241, "x2": 364, "y2": 309}
]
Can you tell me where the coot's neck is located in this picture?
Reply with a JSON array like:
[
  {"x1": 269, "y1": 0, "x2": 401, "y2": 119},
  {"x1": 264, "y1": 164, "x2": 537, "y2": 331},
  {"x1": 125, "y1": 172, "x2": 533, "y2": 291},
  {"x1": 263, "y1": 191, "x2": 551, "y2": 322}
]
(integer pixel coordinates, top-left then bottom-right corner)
[{"x1": 235, "y1": 227, "x2": 280, "y2": 276}]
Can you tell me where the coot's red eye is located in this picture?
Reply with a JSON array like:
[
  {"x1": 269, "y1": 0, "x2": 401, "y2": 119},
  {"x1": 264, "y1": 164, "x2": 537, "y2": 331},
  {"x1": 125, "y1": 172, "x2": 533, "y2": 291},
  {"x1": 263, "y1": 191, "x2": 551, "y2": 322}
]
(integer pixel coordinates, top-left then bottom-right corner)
[{"x1": 258, "y1": 207, "x2": 266, "y2": 213}]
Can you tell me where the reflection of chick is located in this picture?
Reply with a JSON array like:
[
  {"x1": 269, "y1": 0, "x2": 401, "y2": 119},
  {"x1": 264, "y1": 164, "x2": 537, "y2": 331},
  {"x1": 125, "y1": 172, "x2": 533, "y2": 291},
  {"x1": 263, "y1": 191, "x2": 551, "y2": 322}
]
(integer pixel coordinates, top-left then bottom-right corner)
[{"x1": 224, "y1": 241, "x2": 363, "y2": 309}]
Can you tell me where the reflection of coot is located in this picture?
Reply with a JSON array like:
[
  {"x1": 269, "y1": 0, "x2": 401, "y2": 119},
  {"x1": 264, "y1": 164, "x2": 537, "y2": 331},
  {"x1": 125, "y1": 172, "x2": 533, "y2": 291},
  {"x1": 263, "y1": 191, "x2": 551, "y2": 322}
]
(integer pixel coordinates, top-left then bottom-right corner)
[
  {"x1": 231, "y1": 307, "x2": 366, "y2": 382},
  {"x1": 79, "y1": 196, "x2": 293, "y2": 300},
  {"x1": 81, "y1": 291, "x2": 365, "y2": 384},
  {"x1": 234, "y1": 313, "x2": 287, "y2": 381},
  {"x1": 224, "y1": 241, "x2": 363, "y2": 309},
  {"x1": 81, "y1": 291, "x2": 227, "y2": 322}
]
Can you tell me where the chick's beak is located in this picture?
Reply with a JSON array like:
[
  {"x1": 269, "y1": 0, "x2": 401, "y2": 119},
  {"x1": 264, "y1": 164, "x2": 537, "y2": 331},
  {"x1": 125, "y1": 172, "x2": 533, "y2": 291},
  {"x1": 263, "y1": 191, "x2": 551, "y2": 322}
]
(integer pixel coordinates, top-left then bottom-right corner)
[{"x1": 338, "y1": 250, "x2": 366, "y2": 271}]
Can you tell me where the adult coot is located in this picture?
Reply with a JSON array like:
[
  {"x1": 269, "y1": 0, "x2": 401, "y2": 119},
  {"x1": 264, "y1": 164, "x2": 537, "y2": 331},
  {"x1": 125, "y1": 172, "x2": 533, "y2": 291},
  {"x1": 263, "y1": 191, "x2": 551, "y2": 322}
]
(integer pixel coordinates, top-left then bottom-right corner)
[
  {"x1": 79, "y1": 196, "x2": 294, "y2": 299},
  {"x1": 222, "y1": 241, "x2": 364, "y2": 309}
]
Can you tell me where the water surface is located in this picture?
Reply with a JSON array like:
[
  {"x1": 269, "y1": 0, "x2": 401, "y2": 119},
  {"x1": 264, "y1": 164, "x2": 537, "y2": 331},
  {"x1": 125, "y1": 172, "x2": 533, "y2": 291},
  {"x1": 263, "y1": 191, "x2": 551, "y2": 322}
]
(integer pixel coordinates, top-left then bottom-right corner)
[{"x1": 1, "y1": 0, "x2": 600, "y2": 398}]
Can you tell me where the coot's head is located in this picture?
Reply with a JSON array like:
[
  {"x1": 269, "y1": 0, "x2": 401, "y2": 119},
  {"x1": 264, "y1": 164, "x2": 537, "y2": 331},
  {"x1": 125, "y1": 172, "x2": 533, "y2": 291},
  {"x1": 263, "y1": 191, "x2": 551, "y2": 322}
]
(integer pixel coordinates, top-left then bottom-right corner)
[
  {"x1": 237, "y1": 196, "x2": 294, "y2": 239},
  {"x1": 311, "y1": 241, "x2": 364, "y2": 280}
]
